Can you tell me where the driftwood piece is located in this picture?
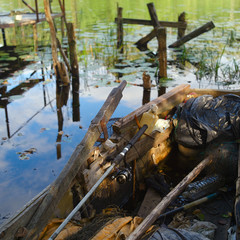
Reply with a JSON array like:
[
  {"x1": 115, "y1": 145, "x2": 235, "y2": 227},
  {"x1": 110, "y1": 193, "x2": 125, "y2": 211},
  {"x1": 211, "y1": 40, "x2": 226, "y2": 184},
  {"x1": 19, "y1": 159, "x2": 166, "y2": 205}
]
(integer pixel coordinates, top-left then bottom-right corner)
[
  {"x1": 112, "y1": 84, "x2": 190, "y2": 135},
  {"x1": 169, "y1": 21, "x2": 215, "y2": 48},
  {"x1": 127, "y1": 156, "x2": 212, "y2": 240},
  {"x1": 114, "y1": 18, "x2": 187, "y2": 28},
  {"x1": 21, "y1": 81, "x2": 127, "y2": 240},
  {"x1": 235, "y1": 145, "x2": 240, "y2": 239}
]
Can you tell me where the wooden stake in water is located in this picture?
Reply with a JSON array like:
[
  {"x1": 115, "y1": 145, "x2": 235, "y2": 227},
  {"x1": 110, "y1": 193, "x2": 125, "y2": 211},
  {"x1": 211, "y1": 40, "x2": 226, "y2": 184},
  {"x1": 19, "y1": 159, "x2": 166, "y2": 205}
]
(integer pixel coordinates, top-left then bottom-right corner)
[
  {"x1": 177, "y1": 12, "x2": 187, "y2": 40},
  {"x1": 117, "y1": 6, "x2": 123, "y2": 50},
  {"x1": 156, "y1": 27, "x2": 167, "y2": 79}
]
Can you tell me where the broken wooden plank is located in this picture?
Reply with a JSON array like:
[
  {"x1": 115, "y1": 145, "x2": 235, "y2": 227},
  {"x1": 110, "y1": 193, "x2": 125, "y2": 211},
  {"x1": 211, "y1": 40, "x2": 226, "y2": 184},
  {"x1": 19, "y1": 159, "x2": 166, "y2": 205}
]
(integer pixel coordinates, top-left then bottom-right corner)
[
  {"x1": 138, "y1": 188, "x2": 162, "y2": 218},
  {"x1": 190, "y1": 88, "x2": 240, "y2": 98},
  {"x1": 112, "y1": 84, "x2": 190, "y2": 135},
  {"x1": 127, "y1": 156, "x2": 213, "y2": 240},
  {"x1": 114, "y1": 18, "x2": 187, "y2": 28},
  {"x1": 1, "y1": 81, "x2": 127, "y2": 240},
  {"x1": 169, "y1": 21, "x2": 215, "y2": 48},
  {"x1": 0, "y1": 186, "x2": 50, "y2": 240}
]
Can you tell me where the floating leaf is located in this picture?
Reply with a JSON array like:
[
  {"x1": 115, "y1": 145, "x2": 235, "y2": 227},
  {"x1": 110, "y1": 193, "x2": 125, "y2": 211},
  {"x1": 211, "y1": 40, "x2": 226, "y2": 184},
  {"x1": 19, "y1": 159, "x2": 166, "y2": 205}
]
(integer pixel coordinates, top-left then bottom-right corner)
[
  {"x1": 24, "y1": 148, "x2": 37, "y2": 154},
  {"x1": 19, "y1": 154, "x2": 30, "y2": 160},
  {"x1": 40, "y1": 128, "x2": 50, "y2": 133}
]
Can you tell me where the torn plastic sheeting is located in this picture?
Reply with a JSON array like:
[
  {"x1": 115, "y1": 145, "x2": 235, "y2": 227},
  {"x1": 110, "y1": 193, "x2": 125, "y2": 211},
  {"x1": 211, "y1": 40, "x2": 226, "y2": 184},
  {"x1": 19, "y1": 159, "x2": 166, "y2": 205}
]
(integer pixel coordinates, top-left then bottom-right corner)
[
  {"x1": 148, "y1": 226, "x2": 210, "y2": 240},
  {"x1": 175, "y1": 94, "x2": 240, "y2": 147}
]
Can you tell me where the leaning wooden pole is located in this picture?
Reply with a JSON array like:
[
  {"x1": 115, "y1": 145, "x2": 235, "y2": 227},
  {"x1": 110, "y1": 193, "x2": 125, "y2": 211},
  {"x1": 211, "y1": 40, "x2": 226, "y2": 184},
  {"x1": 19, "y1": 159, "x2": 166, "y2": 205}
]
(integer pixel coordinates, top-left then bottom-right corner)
[
  {"x1": 24, "y1": 81, "x2": 127, "y2": 240},
  {"x1": 44, "y1": 0, "x2": 70, "y2": 85},
  {"x1": 127, "y1": 156, "x2": 212, "y2": 240},
  {"x1": 169, "y1": 21, "x2": 215, "y2": 48}
]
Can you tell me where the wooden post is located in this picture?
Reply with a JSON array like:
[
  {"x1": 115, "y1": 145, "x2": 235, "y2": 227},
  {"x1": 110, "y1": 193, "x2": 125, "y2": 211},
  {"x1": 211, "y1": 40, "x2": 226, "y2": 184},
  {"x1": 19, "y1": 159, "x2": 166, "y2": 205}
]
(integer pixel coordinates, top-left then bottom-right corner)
[
  {"x1": 177, "y1": 12, "x2": 186, "y2": 40},
  {"x1": 169, "y1": 21, "x2": 215, "y2": 48},
  {"x1": 127, "y1": 156, "x2": 212, "y2": 240},
  {"x1": 58, "y1": 0, "x2": 66, "y2": 37},
  {"x1": 35, "y1": 0, "x2": 39, "y2": 22},
  {"x1": 67, "y1": 23, "x2": 79, "y2": 78},
  {"x1": 117, "y1": 6, "x2": 123, "y2": 50},
  {"x1": 156, "y1": 27, "x2": 167, "y2": 79},
  {"x1": 142, "y1": 72, "x2": 151, "y2": 105},
  {"x1": 147, "y1": 3, "x2": 160, "y2": 28},
  {"x1": 147, "y1": 3, "x2": 167, "y2": 80},
  {"x1": 1, "y1": 29, "x2": 7, "y2": 47},
  {"x1": 72, "y1": 76, "x2": 80, "y2": 122},
  {"x1": 33, "y1": 24, "x2": 38, "y2": 52}
]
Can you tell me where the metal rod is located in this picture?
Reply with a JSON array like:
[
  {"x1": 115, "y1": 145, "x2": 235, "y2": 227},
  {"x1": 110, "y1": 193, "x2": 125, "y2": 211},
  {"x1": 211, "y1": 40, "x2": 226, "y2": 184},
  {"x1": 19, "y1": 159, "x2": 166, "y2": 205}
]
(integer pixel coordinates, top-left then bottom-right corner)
[
  {"x1": 157, "y1": 192, "x2": 218, "y2": 220},
  {"x1": 49, "y1": 124, "x2": 148, "y2": 240}
]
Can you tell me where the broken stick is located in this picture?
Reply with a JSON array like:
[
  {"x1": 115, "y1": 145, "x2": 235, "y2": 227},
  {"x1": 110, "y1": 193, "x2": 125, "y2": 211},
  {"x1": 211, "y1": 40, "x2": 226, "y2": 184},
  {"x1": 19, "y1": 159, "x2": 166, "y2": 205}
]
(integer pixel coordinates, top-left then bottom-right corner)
[
  {"x1": 127, "y1": 156, "x2": 212, "y2": 240},
  {"x1": 169, "y1": 21, "x2": 215, "y2": 48}
]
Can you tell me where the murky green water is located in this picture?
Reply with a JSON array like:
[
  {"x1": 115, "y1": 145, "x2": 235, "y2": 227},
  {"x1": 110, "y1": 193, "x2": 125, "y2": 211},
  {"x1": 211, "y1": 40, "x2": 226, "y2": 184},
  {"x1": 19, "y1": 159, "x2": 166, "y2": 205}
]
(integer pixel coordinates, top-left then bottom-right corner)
[{"x1": 0, "y1": 0, "x2": 240, "y2": 226}]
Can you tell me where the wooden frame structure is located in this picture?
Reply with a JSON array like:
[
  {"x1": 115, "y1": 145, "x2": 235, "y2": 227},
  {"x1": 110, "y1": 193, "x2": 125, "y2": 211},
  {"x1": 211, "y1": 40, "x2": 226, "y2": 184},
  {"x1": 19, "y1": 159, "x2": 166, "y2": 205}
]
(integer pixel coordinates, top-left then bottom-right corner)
[
  {"x1": 0, "y1": 0, "x2": 64, "y2": 47},
  {"x1": 115, "y1": 2, "x2": 215, "y2": 82}
]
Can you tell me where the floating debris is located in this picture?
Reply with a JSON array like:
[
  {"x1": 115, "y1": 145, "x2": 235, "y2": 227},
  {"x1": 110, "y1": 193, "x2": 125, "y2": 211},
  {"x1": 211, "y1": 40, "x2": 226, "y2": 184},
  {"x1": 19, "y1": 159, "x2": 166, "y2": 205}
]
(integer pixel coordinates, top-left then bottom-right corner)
[{"x1": 17, "y1": 148, "x2": 37, "y2": 160}]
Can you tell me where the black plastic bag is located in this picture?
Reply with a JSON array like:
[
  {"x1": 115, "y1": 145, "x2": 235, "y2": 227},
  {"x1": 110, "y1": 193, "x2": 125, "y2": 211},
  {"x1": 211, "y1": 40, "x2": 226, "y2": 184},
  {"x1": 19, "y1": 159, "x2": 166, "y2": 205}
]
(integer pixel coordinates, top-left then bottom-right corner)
[{"x1": 175, "y1": 94, "x2": 240, "y2": 148}]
